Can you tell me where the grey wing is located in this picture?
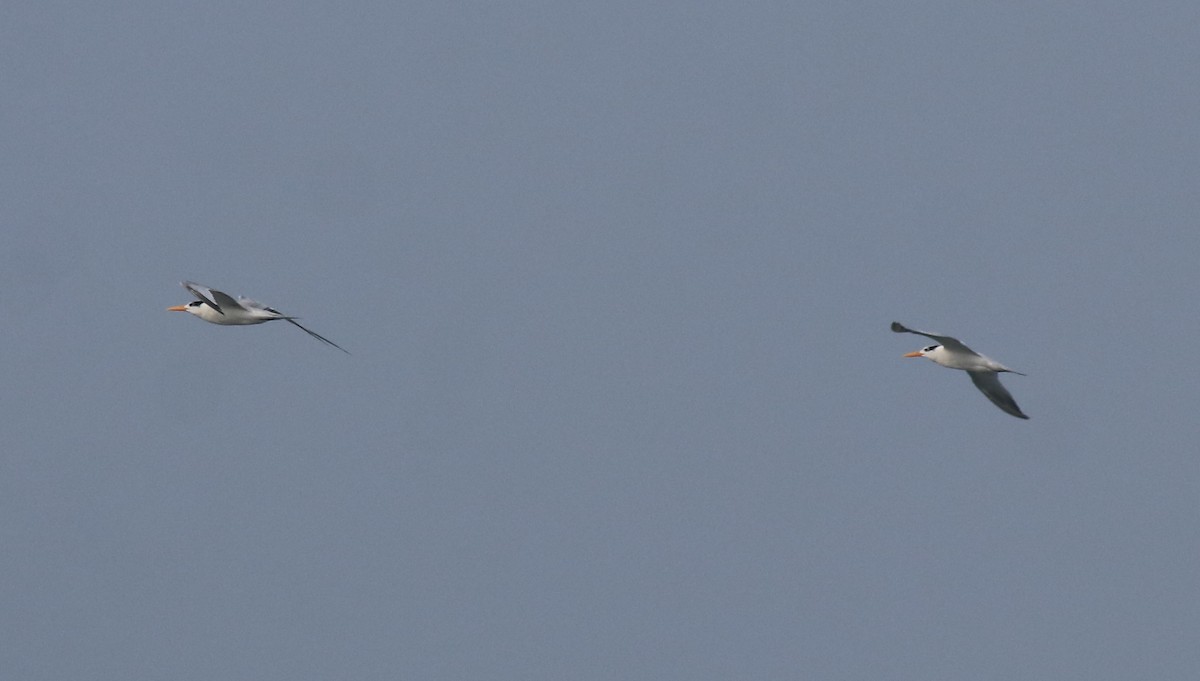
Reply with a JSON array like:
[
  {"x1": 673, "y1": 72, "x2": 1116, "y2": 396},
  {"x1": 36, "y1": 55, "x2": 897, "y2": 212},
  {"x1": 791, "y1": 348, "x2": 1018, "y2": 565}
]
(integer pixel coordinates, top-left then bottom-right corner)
[
  {"x1": 967, "y1": 371, "x2": 1029, "y2": 419},
  {"x1": 891, "y1": 321, "x2": 974, "y2": 354},
  {"x1": 182, "y1": 281, "x2": 223, "y2": 314},
  {"x1": 236, "y1": 296, "x2": 271, "y2": 312},
  {"x1": 208, "y1": 288, "x2": 249, "y2": 312}
]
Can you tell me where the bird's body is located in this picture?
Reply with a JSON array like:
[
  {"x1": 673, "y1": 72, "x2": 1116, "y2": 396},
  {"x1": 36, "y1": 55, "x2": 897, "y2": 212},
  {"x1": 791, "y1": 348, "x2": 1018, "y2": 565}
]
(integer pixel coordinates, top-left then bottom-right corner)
[
  {"x1": 169, "y1": 281, "x2": 348, "y2": 353},
  {"x1": 891, "y1": 321, "x2": 1027, "y2": 419}
]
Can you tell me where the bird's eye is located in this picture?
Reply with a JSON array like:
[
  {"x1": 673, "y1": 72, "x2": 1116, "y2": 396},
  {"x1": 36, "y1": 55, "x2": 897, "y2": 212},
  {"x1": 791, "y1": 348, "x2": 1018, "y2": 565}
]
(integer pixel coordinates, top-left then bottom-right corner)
[
  {"x1": 924, "y1": 345, "x2": 937, "y2": 352},
  {"x1": 189, "y1": 301, "x2": 203, "y2": 307}
]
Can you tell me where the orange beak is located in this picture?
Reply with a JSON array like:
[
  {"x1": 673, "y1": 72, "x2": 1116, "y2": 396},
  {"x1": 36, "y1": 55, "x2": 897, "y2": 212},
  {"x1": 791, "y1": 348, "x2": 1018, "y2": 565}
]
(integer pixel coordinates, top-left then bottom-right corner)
[
  {"x1": 167, "y1": 305, "x2": 188, "y2": 312},
  {"x1": 902, "y1": 351, "x2": 923, "y2": 358}
]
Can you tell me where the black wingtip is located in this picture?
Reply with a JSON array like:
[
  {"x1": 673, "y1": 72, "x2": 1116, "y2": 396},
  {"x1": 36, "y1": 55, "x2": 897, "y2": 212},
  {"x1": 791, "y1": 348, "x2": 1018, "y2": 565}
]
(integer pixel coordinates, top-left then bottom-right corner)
[{"x1": 890, "y1": 321, "x2": 906, "y2": 333}]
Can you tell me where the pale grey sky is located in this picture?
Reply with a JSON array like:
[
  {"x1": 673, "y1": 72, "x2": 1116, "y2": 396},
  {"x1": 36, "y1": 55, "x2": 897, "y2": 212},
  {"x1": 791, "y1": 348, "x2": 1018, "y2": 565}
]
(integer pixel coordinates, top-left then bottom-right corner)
[{"x1": 2, "y1": 2, "x2": 1198, "y2": 679}]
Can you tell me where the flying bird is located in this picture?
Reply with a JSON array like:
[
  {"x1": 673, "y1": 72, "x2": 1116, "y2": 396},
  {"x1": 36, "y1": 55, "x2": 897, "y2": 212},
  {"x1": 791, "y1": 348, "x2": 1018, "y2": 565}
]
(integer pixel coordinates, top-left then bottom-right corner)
[
  {"x1": 891, "y1": 321, "x2": 1027, "y2": 419},
  {"x1": 168, "y1": 281, "x2": 349, "y2": 353}
]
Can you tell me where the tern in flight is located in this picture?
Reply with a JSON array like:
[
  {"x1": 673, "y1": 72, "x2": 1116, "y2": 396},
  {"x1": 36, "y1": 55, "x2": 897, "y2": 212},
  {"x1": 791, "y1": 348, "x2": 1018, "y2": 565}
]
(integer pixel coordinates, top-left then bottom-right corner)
[
  {"x1": 891, "y1": 321, "x2": 1027, "y2": 419},
  {"x1": 169, "y1": 281, "x2": 349, "y2": 353}
]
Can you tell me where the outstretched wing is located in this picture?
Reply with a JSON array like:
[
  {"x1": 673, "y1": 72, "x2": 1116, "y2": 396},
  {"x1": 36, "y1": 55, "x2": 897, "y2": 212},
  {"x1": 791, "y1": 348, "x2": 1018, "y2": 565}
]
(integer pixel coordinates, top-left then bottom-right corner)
[
  {"x1": 236, "y1": 296, "x2": 272, "y2": 312},
  {"x1": 967, "y1": 371, "x2": 1029, "y2": 419},
  {"x1": 207, "y1": 288, "x2": 249, "y2": 313},
  {"x1": 182, "y1": 281, "x2": 223, "y2": 314},
  {"x1": 890, "y1": 321, "x2": 974, "y2": 354}
]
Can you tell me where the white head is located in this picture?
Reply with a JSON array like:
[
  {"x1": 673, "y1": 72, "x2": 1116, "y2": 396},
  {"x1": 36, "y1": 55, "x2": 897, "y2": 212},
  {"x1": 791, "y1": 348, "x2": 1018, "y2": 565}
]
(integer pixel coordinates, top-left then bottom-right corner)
[
  {"x1": 903, "y1": 344, "x2": 946, "y2": 363},
  {"x1": 168, "y1": 300, "x2": 202, "y2": 315},
  {"x1": 167, "y1": 300, "x2": 221, "y2": 322}
]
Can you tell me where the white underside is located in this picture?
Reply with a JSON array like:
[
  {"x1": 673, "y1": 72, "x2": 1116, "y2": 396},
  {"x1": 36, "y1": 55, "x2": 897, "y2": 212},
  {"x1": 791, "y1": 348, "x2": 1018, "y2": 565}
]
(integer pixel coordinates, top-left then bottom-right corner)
[
  {"x1": 926, "y1": 347, "x2": 1007, "y2": 372},
  {"x1": 188, "y1": 305, "x2": 275, "y2": 325}
]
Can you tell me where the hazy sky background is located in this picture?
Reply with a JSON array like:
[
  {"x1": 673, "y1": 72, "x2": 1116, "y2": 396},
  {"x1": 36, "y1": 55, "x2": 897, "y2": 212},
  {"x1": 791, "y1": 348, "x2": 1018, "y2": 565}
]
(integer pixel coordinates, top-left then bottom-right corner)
[{"x1": 3, "y1": 2, "x2": 1198, "y2": 679}]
